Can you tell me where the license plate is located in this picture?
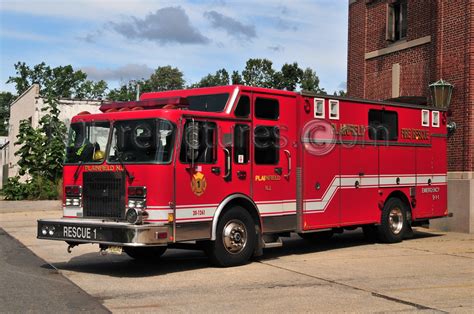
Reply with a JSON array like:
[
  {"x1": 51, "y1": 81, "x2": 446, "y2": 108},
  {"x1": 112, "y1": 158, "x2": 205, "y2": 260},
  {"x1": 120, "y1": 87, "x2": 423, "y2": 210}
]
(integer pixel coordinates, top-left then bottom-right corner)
[
  {"x1": 106, "y1": 246, "x2": 123, "y2": 255},
  {"x1": 62, "y1": 225, "x2": 97, "y2": 240}
]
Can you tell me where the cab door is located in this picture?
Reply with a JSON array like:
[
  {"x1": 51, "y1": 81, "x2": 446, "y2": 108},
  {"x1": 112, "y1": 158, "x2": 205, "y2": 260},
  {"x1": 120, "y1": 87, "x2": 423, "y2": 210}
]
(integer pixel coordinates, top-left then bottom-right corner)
[
  {"x1": 252, "y1": 94, "x2": 297, "y2": 233},
  {"x1": 174, "y1": 118, "x2": 225, "y2": 241}
]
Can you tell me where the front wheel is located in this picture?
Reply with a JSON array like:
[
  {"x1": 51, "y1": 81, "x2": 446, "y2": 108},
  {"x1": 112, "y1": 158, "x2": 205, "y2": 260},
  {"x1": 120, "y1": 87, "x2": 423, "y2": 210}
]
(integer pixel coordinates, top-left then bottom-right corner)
[
  {"x1": 207, "y1": 206, "x2": 257, "y2": 267},
  {"x1": 377, "y1": 198, "x2": 408, "y2": 243}
]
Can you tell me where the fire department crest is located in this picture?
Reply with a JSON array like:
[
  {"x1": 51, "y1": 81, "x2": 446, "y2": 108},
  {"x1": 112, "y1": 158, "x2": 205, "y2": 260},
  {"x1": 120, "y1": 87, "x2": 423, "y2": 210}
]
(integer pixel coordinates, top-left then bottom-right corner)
[{"x1": 191, "y1": 172, "x2": 207, "y2": 196}]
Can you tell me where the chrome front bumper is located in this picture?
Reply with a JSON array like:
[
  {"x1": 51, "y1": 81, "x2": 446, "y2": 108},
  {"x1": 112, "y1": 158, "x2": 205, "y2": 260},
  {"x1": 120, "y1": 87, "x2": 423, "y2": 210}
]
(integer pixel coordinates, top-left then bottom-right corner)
[{"x1": 37, "y1": 218, "x2": 171, "y2": 247}]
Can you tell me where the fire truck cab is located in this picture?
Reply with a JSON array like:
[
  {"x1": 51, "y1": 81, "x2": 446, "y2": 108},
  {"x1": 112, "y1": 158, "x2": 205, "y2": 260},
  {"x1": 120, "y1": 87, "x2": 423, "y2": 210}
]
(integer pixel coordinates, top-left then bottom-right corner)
[{"x1": 37, "y1": 85, "x2": 449, "y2": 266}]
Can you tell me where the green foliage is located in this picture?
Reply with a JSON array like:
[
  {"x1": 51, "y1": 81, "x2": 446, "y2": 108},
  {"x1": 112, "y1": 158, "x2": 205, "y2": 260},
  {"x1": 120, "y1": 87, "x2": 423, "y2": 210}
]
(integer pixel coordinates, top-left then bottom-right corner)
[
  {"x1": 190, "y1": 69, "x2": 230, "y2": 88},
  {"x1": 334, "y1": 90, "x2": 347, "y2": 97},
  {"x1": 274, "y1": 62, "x2": 304, "y2": 91},
  {"x1": 242, "y1": 58, "x2": 275, "y2": 88},
  {"x1": 300, "y1": 68, "x2": 326, "y2": 94},
  {"x1": 2, "y1": 176, "x2": 58, "y2": 200},
  {"x1": 2, "y1": 177, "x2": 29, "y2": 200},
  {"x1": 4, "y1": 61, "x2": 104, "y2": 200},
  {"x1": 148, "y1": 66, "x2": 185, "y2": 91},
  {"x1": 0, "y1": 91, "x2": 15, "y2": 136},
  {"x1": 231, "y1": 71, "x2": 243, "y2": 85},
  {"x1": 7, "y1": 62, "x2": 107, "y2": 99}
]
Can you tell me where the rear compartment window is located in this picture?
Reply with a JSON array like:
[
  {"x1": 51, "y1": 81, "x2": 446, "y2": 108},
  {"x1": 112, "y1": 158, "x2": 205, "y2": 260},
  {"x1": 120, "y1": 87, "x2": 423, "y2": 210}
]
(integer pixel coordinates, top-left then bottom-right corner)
[
  {"x1": 255, "y1": 98, "x2": 279, "y2": 120},
  {"x1": 368, "y1": 109, "x2": 398, "y2": 141}
]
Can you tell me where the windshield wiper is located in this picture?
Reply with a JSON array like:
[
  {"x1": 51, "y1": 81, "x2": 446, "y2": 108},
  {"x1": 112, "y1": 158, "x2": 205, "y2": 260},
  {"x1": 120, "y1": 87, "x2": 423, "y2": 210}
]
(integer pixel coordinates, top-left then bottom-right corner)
[
  {"x1": 73, "y1": 161, "x2": 83, "y2": 182},
  {"x1": 115, "y1": 149, "x2": 134, "y2": 181}
]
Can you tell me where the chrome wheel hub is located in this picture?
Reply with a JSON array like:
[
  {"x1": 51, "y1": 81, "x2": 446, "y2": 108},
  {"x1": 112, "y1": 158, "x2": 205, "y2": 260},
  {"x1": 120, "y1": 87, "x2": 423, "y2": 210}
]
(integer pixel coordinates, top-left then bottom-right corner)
[
  {"x1": 222, "y1": 220, "x2": 247, "y2": 254},
  {"x1": 389, "y1": 207, "x2": 403, "y2": 235}
]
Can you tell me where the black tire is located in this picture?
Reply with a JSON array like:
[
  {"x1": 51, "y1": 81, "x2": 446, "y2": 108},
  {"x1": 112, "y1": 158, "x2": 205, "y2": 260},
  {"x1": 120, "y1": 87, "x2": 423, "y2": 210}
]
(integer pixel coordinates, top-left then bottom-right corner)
[
  {"x1": 362, "y1": 225, "x2": 379, "y2": 242},
  {"x1": 123, "y1": 246, "x2": 167, "y2": 260},
  {"x1": 377, "y1": 198, "x2": 408, "y2": 243},
  {"x1": 208, "y1": 206, "x2": 257, "y2": 267},
  {"x1": 298, "y1": 230, "x2": 334, "y2": 242}
]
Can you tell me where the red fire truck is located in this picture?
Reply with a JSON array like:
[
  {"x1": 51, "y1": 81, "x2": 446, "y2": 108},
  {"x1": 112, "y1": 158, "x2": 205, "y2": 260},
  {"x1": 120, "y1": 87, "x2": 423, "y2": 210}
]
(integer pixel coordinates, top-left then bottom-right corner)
[{"x1": 37, "y1": 85, "x2": 449, "y2": 266}]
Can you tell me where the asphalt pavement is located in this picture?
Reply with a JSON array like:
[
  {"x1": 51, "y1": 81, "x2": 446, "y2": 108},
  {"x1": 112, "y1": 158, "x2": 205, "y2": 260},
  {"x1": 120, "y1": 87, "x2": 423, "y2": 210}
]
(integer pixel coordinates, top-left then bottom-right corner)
[
  {"x1": 0, "y1": 227, "x2": 109, "y2": 313},
  {"x1": 0, "y1": 201, "x2": 472, "y2": 313}
]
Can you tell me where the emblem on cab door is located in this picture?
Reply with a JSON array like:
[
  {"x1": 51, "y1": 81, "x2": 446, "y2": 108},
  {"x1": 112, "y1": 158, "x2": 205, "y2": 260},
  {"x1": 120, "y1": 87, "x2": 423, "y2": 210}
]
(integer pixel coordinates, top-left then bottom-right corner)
[{"x1": 191, "y1": 172, "x2": 207, "y2": 196}]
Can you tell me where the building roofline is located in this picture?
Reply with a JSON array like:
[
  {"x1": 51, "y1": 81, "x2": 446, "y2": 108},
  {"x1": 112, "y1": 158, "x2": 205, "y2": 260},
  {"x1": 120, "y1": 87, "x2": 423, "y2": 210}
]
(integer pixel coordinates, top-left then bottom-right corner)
[{"x1": 9, "y1": 84, "x2": 39, "y2": 108}]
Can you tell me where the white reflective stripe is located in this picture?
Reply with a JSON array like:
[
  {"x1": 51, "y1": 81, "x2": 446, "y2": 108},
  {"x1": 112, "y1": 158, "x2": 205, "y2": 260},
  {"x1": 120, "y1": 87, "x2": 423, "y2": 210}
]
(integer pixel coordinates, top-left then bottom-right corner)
[
  {"x1": 175, "y1": 207, "x2": 216, "y2": 221},
  {"x1": 225, "y1": 86, "x2": 240, "y2": 114},
  {"x1": 257, "y1": 202, "x2": 297, "y2": 215},
  {"x1": 146, "y1": 209, "x2": 172, "y2": 222},
  {"x1": 379, "y1": 176, "x2": 416, "y2": 185},
  {"x1": 432, "y1": 175, "x2": 447, "y2": 183},
  {"x1": 304, "y1": 173, "x2": 447, "y2": 213},
  {"x1": 63, "y1": 207, "x2": 82, "y2": 217},
  {"x1": 176, "y1": 203, "x2": 219, "y2": 208}
]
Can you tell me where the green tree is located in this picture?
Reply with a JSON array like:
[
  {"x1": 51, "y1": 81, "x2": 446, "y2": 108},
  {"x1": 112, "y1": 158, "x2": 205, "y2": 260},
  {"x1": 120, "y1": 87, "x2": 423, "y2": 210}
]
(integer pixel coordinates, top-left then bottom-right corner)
[
  {"x1": 7, "y1": 62, "x2": 107, "y2": 99},
  {"x1": 274, "y1": 62, "x2": 304, "y2": 91},
  {"x1": 242, "y1": 58, "x2": 275, "y2": 88},
  {"x1": 231, "y1": 71, "x2": 243, "y2": 85},
  {"x1": 191, "y1": 69, "x2": 230, "y2": 88},
  {"x1": 108, "y1": 80, "x2": 149, "y2": 101},
  {"x1": 148, "y1": 66, "x2": 185, "y2": 91},
  {"x1": 333, "y1": 90, "x2": 347, "y2": 97},
  {"x1": 300, "y1": 67, "x2": 326, "y2": 94},
  {"x1": 3, "y1": 61, "x2": 104, "y2": 200},
  {"x1": 0, "y1": 92, "x2": 15, "y2": 136}
]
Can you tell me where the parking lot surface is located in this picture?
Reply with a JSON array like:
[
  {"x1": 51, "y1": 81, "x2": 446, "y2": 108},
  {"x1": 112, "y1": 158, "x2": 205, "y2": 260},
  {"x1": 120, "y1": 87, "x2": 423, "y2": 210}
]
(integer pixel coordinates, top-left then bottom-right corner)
[{"x1": 0, "y1": 202, "x2": 472, "y2": 313}]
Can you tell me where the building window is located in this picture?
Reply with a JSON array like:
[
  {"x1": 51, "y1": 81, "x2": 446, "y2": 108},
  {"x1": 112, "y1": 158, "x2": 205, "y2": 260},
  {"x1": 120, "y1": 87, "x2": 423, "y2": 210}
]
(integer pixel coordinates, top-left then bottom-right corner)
[{"x1": 386, "y1": 0, "x2": 407, "y2": 42}]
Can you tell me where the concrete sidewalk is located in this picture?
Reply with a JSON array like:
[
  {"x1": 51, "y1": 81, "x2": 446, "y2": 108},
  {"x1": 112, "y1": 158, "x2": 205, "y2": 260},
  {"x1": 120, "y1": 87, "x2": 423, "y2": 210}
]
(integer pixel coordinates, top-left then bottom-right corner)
[
  {"x1": 0, "y1": 200, "x2": 61, "y2": 213},
  {"x1": 0, "y1": 205, "x2": 473, "y2": 313}
]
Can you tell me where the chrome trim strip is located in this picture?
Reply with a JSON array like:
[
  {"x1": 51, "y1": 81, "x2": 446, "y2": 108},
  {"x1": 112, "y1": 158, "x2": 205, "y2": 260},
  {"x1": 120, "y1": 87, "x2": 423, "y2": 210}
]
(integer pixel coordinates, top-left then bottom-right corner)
[{"x1": 211, "y1": 193, "x2": 259, "y2": 240}]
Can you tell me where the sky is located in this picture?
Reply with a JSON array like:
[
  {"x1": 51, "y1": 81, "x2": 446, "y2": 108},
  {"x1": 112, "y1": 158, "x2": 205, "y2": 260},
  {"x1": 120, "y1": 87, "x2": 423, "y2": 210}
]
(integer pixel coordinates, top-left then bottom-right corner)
[{"x1": 0, "y1": 0, "x2": 348, "y2": 95}]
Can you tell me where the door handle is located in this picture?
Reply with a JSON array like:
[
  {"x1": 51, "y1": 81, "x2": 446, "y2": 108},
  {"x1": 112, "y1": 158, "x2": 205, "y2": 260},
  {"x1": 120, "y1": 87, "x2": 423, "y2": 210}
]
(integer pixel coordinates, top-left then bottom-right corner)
[
  {"x1": 274, "y1": 167, "x2": 282, "y2": 175},
  {"x1": 223, "y1": 148, "x2": 232, "y2": 181},
  {"x1": 211, "y1": 167, "x2": 221, "y2": 175},
  {"x1": 284, "y1": 150, "x2": 291, "y2": 179}
]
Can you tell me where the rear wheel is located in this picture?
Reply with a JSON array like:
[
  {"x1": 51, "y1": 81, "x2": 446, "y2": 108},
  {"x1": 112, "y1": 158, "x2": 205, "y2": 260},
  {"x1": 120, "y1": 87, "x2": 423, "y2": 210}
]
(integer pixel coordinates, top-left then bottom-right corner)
[
  {"x1": 123, "y1": 246, "x2": 167, "y2": 260},
  {"x1": 377, "y1": 198, "x2": 408, "y2": 243},
  {"x1": 208, "y1": 206, "x2": 256, "y2": 267}
]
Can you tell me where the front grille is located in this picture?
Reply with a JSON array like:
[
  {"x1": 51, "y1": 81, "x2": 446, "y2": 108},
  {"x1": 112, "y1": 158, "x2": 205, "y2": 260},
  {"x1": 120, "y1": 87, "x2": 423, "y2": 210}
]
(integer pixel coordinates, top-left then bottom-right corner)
[{"x1": 83, "y1": 171, "x2": 126, "y2": 219}]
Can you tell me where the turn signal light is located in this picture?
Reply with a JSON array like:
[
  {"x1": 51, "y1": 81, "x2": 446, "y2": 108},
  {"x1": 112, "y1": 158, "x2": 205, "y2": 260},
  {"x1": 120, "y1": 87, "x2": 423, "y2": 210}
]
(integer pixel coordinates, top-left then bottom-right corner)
[
  {"x1": 128, "y1": 186, "x2": 147, "y2": 197},
  {"x1": 65, "y1": 185, "x2": 82, "y2": 197}
]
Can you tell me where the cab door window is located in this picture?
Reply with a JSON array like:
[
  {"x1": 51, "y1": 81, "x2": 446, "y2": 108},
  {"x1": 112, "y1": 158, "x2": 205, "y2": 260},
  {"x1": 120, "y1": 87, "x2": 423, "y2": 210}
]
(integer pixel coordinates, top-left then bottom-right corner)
[
  {"x1": 180, "y1": 121, "x2": 217, "y2": 163},
  {"x1": 234, "y1": 124, "x2": 249, "y2": 164}
]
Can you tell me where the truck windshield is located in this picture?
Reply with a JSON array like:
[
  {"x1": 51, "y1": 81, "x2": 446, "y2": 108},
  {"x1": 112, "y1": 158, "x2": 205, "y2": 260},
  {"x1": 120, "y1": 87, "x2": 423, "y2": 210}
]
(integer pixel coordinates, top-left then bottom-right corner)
[
  {"x1": 108, "y1": 119, "x2": 175, "y2": 163},
  {"x1": 65, "y1": 122, "x2": 110, "y2": 164}
]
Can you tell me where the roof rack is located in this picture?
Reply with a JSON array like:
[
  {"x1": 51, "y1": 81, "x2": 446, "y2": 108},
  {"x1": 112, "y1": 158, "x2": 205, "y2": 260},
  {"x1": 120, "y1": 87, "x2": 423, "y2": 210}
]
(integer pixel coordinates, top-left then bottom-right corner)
[{"x1": 99, "y1": 97, "x2": 189, "y2": 113}]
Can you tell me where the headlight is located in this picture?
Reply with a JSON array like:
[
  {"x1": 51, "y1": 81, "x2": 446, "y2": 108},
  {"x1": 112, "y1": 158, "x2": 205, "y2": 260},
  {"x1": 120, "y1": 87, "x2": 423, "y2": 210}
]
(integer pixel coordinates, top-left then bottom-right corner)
[
  {"x1": 41, "y1": 227, "x2": 48, "y2": 236},
  {"x1": 66, "y1": 197, "x2": 81, "y2": 207},
  {"x1": 125, "y1": 208, "x2": 149, "y2": 224},
  {"x1": 128, "y1": 199, "x2": 145, "y2": 209},
  {"x1": 48, "y1": 226, "x2": 55, "y2": 236}
]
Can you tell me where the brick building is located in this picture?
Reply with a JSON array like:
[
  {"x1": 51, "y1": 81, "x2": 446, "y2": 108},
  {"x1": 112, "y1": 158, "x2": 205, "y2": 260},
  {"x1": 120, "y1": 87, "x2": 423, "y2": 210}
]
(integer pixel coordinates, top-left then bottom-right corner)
[{"x1": 347, "y1": 0, "x2": 473, "y2": 232}]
